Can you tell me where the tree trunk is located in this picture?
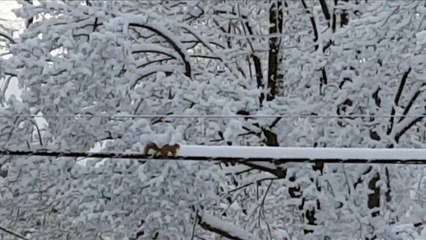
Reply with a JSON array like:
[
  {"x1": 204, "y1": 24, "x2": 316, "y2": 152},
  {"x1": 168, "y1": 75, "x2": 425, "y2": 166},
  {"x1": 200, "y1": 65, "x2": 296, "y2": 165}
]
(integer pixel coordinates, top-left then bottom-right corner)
[{"x1": 267, "y1": 1, "x2": 283, "y2": 101}]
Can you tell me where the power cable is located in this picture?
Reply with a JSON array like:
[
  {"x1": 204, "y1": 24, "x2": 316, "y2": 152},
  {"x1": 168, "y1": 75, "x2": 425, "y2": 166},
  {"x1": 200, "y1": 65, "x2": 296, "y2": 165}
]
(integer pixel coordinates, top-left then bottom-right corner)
[
  {"x1": 0, "y1": 114, "x2": 424, "y2": 119},
  {"x1": 0, "y1": 149, "x2": 425, "y2": 165}
]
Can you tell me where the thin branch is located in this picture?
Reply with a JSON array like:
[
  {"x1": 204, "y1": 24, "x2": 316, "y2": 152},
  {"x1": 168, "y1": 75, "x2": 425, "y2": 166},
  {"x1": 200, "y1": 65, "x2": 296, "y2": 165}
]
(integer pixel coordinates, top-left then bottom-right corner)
[
  {"x1": 180, "y1": 27, "x2": 215, "y2": 53},
  {"x1": 221, "y1": 177, "x2": 277, "y2": 197},
  {"x1": 0, "y1": 225, "x2": 29, "y2": 240},
  {"x1": 136, "y1": 57, "x2": 174, "y2": 69},
  {"x1": 240, "y1": 16, "x2": 263, "y2": 104},
  {"x1": 387, "y1": 68, "x2": 411, "y2": 135},
  {"x1": 132, "y1": 50, "x2": 177, "y2": 60},
  {"x1": 4, "y1": 71, "x2": 17, "y2": 77},
  {"x1": 133, "y1": 98, "x2": 144, "y2": 115},
  {"x1": 395, "y1": 115, "x2": 424, "y2": 143},
  {"x1": 269, "y1": 117, "x2": 282, "y2": 129},
  {"x1": 242, "y1": 161, "x2": 286, "y2": 178},
  {"x1": 24, "y1": 0, "x2": 34, "y2": 28},
  {"x1": 190, "y1": 54, "x2": 222, "y2": 60},
  {"x1": 1, "y1": 75, "x2": 13, "y2": 106},
  {"x1": 129, "y1": 23, "x2": 192, "y2": 79},
  {"x1": 398, "y1": 82, "x2": 425, "y2": 123},
  {"x1": 0, "y1": 32, "x2": 15, "y2": 44},
  {"x1": 131, "y1": 68, "x2": 176, "y2": 89},
  {"x1": 300, "y1": 0, "x2": 318, "y2": 43},
  {"x1": 190, "y1": 208, "x2": 199, "y2": 240},
  {"x1": 197, "y1": 211, "x2": 261, "y2": 240},
  {"x1": 259, "y1": 181, "x2": 273, "y2": 240},
  {"x1": 30, "y1": 119, "x2": 43, "y2": 146}
]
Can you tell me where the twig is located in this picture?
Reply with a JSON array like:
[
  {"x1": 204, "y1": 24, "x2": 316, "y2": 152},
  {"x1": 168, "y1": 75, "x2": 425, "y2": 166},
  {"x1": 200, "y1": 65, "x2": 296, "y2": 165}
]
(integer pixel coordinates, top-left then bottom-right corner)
[
  {"x1": 190, "y1": 207, "x2": 199, "y2": 240},
  {"x1": 0, "y1": 226, "x2": 29, "y2": 240}
]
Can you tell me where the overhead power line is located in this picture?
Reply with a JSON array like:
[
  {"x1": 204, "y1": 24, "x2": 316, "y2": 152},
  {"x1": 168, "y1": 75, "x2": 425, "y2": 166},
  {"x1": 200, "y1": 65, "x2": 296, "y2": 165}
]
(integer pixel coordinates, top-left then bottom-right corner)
[
  {"x1": 0, "y1": 114, "x2": 424, "y2": 119},
  {"x1": 0, "y1": 149, "x2": 425, "y2": 165}
]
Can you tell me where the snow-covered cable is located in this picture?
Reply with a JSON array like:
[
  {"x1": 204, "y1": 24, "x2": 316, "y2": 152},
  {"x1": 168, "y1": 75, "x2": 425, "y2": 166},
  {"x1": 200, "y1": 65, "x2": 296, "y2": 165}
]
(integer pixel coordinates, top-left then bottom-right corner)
[{"x1": 0, "y1": 149, "x2": 425, "y2": 165}]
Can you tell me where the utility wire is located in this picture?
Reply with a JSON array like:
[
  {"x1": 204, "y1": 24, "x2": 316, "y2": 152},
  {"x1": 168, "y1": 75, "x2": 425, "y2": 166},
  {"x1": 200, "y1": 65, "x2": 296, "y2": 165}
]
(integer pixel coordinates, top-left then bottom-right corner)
[
  {"x1": 0, "y1": 114, "x2": 424, "y2": 119},
  {"x1": 0, "y1": 149, "x2": 425, "y2": 165}
]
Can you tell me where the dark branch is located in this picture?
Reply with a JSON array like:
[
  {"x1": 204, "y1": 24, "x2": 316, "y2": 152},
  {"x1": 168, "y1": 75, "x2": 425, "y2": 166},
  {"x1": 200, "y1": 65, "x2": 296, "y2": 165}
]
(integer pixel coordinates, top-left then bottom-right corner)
[
  {"x1": 132, "y1": 49, "x2": 177, "y2": 60},
  {"x1": 300, "y1": 0, "x2": 318, "y2": 43},
  {"x1": 136, "y1": 57, "x2": 174, "y2": 69},
  {"x1": 395, "y1": 116, "x2": 424, "y2": 143},
  {"x1": 0, "y1": 226, "x2": 29, "y2": 240},
  {"x1": 131, "y1": 69, "x2": 174, "y2": 88},
  {"x1": 319, "y1": 0, "x2": 331, "y2": 21},
  {"x1": 190, "y1": 54, "x2": 222, "y2": 60},
  {"x1": 0, "y1": 33, "x2": 15, "y2": 44},
  {"x1": 387, "y1": 68, "x2": 411, "y2": 135},
  {"x1": 267, "y1": 2, "x2": 283, "y2": 101},
  {"x1": 398, "y1": 83, "x2": 425, "y2": 123},
  {"x1": 24, "y1": 0, "x2": 34, "y2": 28},
  {"x1": 129, "y1": 23, "x2": 192, "y2": 79},
  {"x1": 242, "y1": 161, "x2": 286, "y2": 178}
]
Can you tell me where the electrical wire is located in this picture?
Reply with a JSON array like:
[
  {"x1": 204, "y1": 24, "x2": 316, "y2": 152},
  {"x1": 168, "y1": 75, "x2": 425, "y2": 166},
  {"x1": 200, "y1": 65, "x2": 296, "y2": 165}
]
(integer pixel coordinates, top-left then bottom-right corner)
[
  {"x1": 0, "y1": 114, "x2": 424, "y2": 119},
  {"x1": 0, "y1": 149, "x2": 425, "y2": 164}
]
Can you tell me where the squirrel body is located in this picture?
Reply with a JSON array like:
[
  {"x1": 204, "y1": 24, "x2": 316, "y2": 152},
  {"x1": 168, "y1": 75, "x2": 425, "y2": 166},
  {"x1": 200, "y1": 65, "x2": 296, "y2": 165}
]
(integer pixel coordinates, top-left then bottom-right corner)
[
  {"x1": 143, "y1": 142, "x2": 180, "y2": 157},
  {"x1": 144, "y1": 142, "x2": 160, "y2": 156}
]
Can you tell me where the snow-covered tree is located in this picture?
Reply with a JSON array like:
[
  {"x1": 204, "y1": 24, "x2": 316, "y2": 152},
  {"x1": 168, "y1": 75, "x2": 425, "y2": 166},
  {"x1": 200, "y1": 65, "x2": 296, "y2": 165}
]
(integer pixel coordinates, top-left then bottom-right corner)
[{"x1": 0, "y1": 0, "x2": 425, "y2": 239}]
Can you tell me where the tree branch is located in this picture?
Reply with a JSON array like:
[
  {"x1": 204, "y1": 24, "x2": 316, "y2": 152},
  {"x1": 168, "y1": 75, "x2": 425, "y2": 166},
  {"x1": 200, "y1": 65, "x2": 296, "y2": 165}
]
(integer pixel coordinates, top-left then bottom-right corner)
[
  {"x1": 129, "y1": 23, "x2": 192, "y2": 79},
  {"x1": 398, "y1": 82, "x2": 425, "y2": 123},
  {"x1": 197, "y1": 211, "x2": 261, "y2": 240},
  {"x1": 387, "y1": 68, "x2": 411, "y2": 135},
  {"x1": 0, "y1": 32, "x2": 15, "y2": 44},
  {"x1": 0, "y1": 225, "x2": 29, "y2": 240},
  {"x1": 267, "y1": 2, "x2": 283, "y2": 101},
  {"x1": 132, "y1": 49, "x2": 177, "y2": 60},
  {"x1": 395, "y1": 115, "x2": 424, "y2": 143}
]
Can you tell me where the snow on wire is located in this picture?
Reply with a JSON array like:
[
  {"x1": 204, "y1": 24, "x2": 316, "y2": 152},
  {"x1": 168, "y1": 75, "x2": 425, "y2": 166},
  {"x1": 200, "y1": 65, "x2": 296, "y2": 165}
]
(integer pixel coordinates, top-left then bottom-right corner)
[{"x1": 1, "y1": 146, "x2": 426, "y2": 165}]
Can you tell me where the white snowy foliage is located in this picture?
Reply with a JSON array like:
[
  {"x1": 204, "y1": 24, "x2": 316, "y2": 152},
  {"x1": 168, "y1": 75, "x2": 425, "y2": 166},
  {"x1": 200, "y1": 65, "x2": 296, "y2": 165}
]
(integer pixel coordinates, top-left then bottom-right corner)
[{"x1": 0, "y1": 0, "x2": 425, "y2": 239}]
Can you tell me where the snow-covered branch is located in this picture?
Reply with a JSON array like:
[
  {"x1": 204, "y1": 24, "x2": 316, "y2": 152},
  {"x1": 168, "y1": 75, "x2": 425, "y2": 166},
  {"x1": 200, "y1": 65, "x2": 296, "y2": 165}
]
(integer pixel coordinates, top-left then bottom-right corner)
[{"x1": 197, "y1": 211, "x2": 261, "y2": 240}]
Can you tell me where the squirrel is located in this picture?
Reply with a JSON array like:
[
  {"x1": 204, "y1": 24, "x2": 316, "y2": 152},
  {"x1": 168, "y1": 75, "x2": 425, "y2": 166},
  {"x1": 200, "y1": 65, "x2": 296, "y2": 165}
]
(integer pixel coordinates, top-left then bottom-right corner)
[{"x1": 143, "y1": 142, "x2": 180, "y2": 157}]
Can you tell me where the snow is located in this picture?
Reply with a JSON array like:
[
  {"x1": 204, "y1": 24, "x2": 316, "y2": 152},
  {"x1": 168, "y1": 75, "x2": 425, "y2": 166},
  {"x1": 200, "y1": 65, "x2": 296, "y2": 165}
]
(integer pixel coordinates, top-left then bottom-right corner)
[
  {"x1": 178, "y1": 145, "x2": 426, "y2": 160},
  {"x1": 415, "y1": 30, "x2": 426, "y2": 46},
  {"x1": 199, "y1": 211, "x2": 262, "y2": 240}
]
